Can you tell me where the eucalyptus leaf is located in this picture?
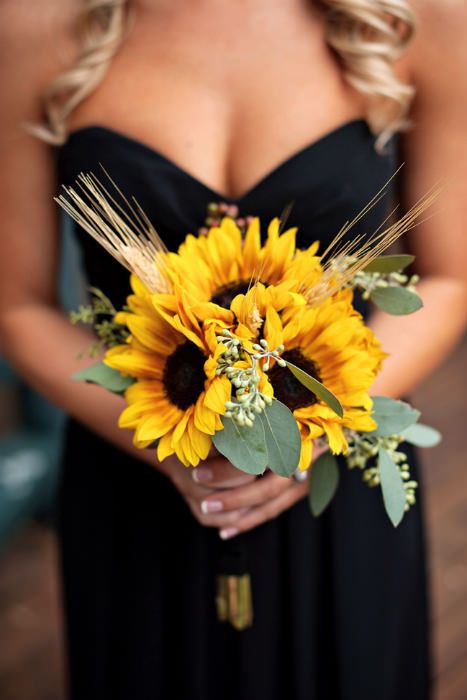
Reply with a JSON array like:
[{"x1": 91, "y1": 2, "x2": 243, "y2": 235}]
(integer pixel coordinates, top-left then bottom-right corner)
[
  {"x1": 370, "y1": 396, "x2": 420, "y2": 436},
  {"x1": 212, "y1": 416, "x2": 268, "y2": 475},
  {"x1": 363, "y1": 254, "x2": 415, "y2": 274},
  {"x1": 369, "y1": 286, "x2": 423, "y2": 315},
  {"x1": 401, "y1": 423, "x2": 442, "y2": 448},
  {"x1": 72, "y1": 362, "x2": 134, "y2": 394},
  {"x1": 309, "y1": 452, "x2": 340, "y2": 517},
  {"x1": 284, "y1": 361, "x2": 344, "y2": 418},
  {"x1": 259, "y1": 399, "x2": 301, "y2": 476},
  {"x1": 378, "y1": 448, "x2": 406, "y2": 527}
]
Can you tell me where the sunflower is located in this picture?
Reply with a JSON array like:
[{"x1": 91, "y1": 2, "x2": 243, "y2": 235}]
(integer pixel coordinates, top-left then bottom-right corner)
[
  {"x1": 104, "y1": 274, "x2": 231, "y2": 466},
  {"x1": 231, "y1": 286, "x2": 386, "y2": 471},
  {"x1": 229, "y1": 280, "x2": 306, "y2": 336},
  {"x1": 164, "y1": 216, "x2": 321, "y2": 310}
]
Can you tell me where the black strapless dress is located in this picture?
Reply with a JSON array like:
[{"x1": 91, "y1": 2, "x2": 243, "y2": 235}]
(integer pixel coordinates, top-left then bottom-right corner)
[{"x1": 57, "y1": 120, "x2": 430, "y2": 700}]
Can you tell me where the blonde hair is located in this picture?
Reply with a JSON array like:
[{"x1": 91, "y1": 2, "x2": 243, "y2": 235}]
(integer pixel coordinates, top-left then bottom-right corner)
[{"x1": 34, "y1": 0, "x2": 416, "y2": 148}]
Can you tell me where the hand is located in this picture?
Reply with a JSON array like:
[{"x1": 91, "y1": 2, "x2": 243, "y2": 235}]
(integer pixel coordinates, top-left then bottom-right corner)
[
  {"x1": 199, "y1": 442, "x2": 327, "y2": 540},
  {"x1": 161, "y1": 452, "x2": 256, "y2": 529}
]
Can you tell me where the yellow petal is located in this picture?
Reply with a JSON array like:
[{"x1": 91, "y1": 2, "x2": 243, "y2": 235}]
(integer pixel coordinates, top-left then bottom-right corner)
[
  {"x1": 321, "y1": 421, "x2": 347, "y2": 455},
  {"x1": 263, "y1": 307, "x2": 283, "y2": 350},
  {"x1": 126, "y1": 315, "x2": 177, "y2": 354},
  {"x1": 194, "y1": 394, "x2": 216, "y2": 434},
  {"x1": 130, "y1": 273, "x2": 151, "y2": 297},
  {"x1": 124, "y1": 379, "x2": 165, "y2": 403},
  {"x1": 104, "y1": 348, "x2": 164, "y2": 380},
  {"x1": 188, "y1": 419, "x2": 212, "y2": 462},
  {"x1": 220, "y1": 217, "x2": 242, "y2": 252},
  {"x1": 242, "y1": 218, "x2": 261, "y2": 274},
  {"x1": 157, "y1": 431, "x2": 175, "y2": 462},
  {"x1": 133, "y1": 435, "x2": 155, "y2": 450},
  {"x1": 153, "y1": 305, "x2": 204, "y2": 350},
  {"x1": 174, "y1": 434, "x2": 191, "y2": 467},
  {"x1": 171, "y1": 407, "x2": 192, "y2": 446},
  {"x1": 118, "y1": 399, "x2": 165, "y2": 429},
  {"x1": 204, "y1": 376, "x2": 231, "y2": 414},
  {"x1": 190, "y1": 301, "x2": 233, "y2": 325},
  {"x1": 267, "y1": 218, "x2": 280, "y2": 242},
  {"x1": 298, "y1": 436, "x2": 313, "y2": 471},
  {"x1": 135, "y1": 405, "x2": 181, "y2": 443}
]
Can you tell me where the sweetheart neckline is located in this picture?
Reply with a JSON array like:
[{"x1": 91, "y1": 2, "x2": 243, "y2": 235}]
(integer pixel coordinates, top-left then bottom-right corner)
[{"x1": 64, "y1": 118, "x2": 371, "y2": 202}]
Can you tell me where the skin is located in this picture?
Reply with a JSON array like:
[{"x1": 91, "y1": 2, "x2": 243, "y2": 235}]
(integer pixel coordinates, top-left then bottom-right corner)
[{"x1": 0, "y1": 0, "x2": 466, "y2": 541}]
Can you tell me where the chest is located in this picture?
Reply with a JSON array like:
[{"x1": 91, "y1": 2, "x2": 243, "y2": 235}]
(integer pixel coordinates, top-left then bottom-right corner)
[{"x1": 69, "y1": 0, "x2": 365, "y2": 198}]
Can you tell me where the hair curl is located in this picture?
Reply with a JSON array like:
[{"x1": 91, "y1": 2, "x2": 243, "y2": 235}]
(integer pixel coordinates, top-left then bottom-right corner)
[{"x1": 33, "y1": 0, "x2": 416, "y2": 148}]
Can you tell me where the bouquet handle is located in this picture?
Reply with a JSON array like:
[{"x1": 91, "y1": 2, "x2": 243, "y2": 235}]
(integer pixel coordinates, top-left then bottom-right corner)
[{"x1": 216, "y1": 540, "x2": 253, "y2": 630}]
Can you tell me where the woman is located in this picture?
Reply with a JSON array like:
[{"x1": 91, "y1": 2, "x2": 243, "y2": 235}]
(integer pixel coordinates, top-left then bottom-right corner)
[{"x1": 0, "y1": 1, "x2": 466, "y2": 698}]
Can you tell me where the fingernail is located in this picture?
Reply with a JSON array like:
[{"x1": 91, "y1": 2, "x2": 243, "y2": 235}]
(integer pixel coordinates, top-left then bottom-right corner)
[
  {"x1": 201, "y1": 500, "x2": 223, "y2": 515},
  {"x1": 220, "y1": 527, "x2": 238, "y2": 540},
  {"x1": 193, "y1": 467, "x2": 212, "y2": 483},
  {"x1": 293, "y1": 468, "x2": 308, "y2": 482}
]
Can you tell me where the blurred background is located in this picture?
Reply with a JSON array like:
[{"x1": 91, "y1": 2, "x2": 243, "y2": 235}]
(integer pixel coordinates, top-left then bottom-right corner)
[{"x1": 0, "y1": 220, "x2": 466, "y2": 700}]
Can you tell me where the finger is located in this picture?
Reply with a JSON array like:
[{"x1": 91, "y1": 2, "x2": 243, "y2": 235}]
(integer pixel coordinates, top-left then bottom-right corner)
[
  {"x1": 188, "y1": 499, "x2": 251, "y2": 528},
  {"x1": 170, "y1": 462, "x2": 214, "y2": 495},
  {"x1": 312, "y1": 443, "x2": 328, "y2": 461},
  {"x1": 192, "y1": 457, "x2": 256, "y2": 488},
  {"x1": 200, "y1": 471, "x2": 291, "y2": 514},
  {"x1": 218, "y1": 480, "x2": 309, "y2": 539}
]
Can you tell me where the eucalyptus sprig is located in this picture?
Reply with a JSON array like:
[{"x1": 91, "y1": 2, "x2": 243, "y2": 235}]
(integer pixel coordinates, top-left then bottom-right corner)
[
  {"x1": 308, "y1": 396, "x2": 440, "y2": 526},
  {"x1": 215, "y1": 328, "x2": 343, "y2": 424},
  {"x1": 334, "y1": 254, "x2": 423, "y2": 315},
  {"x1": 215, "y1": 330, "x2": 284, "y2": 426},
  {"x1": 345, "y1": 431, "x2": 418, "y2": 512},
  {"x1": 353, "y1": 268, "x2": 420, "y2": 299},
  {"x1": 70, "y1": 287, "x2": 130, "y2": 357},
  {"x1": 212, "y1": 329, "x2": 342, "y2": 477}
]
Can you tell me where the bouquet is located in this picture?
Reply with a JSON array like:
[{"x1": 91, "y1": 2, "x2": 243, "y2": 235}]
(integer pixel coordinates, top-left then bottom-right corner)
[{"x1": 57, "y1": 173, "x2": 440, "y2": 629}]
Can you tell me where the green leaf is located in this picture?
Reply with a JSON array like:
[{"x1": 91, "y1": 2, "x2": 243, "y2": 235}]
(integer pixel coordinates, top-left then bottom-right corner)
[
  {"x1": 309, "y1": 452, "x2": 340, "y2": 517},
  {"x1": 363, "y1": 254, "x2": 415, "y2": 274},
  {"x1": 370, "y1": 396, "x2": 420, "y2": 436},
  {"x1": 72, "y1": 362, "x2": 135, "y2": 394},
  {"x1": 369, "y1": 286, "x2": 423, "y2": 315},
  {"x1": 401, "y1": 423, "x2": 442, "y2": 448},
  {"x1": 284, "y1": 361, "x2": 344, "y2": 418},
  {"x1": 378, "y1": 448, "x2": 406, "y2": 527},
  {"x1": 212, "y1": 416, "x2": 268, "y2": 475},
  {"x1": 258, "y1": 399, "x2": 301, "y2": 476}
]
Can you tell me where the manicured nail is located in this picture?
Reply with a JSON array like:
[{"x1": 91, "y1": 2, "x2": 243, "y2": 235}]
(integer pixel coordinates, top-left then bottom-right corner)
[
  {"x1": 201, "y1": 500, "x2": 223, "y2": 515},
  {"x1": 294, "y1": 468, "x2": 308, "y2": 482},
  {"x1": 220, "y1": 527, "x2": 238, "y2": 540},
  {"x1": 193, "y1": 467, "x2": 212, "y2": 483}
]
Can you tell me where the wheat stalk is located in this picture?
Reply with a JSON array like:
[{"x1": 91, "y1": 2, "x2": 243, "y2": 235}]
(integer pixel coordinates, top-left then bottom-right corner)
[
  {"x1": 301, "y1": 185, "x2": 441, "y2": 306},
  {"x1": 55, "y1": 169, "x2": 171, "y2": 294}
]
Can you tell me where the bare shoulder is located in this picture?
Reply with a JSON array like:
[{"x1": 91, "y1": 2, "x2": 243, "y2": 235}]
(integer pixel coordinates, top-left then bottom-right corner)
[
  {"x1": 406, "y1": 0, "x2": 465, "y2": 89},
  {"x1": 411, "y1": 0, "x2": 464, "y2": 31},
  {"x1": 0, "y1": 0, "x2": 78, "y2": 126},
  {"x1": 0, "y1": 0, "x2": 77, "y2": 48},
  {"x1": 398, "y1": 0, "x2": 466, "y2": 283}
]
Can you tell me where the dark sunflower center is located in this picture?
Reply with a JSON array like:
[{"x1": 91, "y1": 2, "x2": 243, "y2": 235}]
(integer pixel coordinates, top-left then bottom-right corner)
[
  {"x1": 211, "y1": 280, "x2": 252, "y2": 309},
  {"x1": 268, "y1": 349, "x2": 322, "y2": 411},
  {"x1": 163, "y1": 342, "x2": 206, "y2": 410}
]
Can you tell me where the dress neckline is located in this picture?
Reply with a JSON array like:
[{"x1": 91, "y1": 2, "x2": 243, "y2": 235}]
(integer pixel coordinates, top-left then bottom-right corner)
[{"x1": 65, "y1": 119, "x2": 372, "y2": 203}]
